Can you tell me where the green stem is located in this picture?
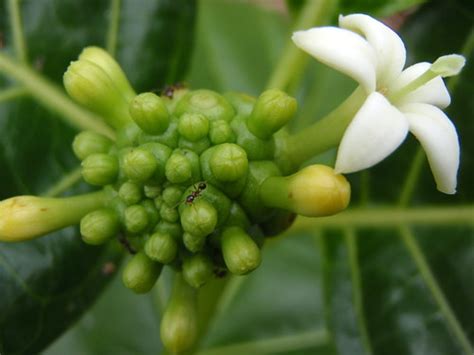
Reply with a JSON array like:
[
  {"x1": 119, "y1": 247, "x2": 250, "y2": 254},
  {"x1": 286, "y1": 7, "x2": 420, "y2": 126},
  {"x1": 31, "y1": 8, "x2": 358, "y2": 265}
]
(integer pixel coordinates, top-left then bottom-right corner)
[
  {"x1": 400, "y1": 226, "x2": 474, "y2": 354},
  {"x1": 7, "y1": 0, "x2": 28, "y2": 63},
  {"x1": 266, "y1": 0, "x2": 337, "y2": 90},
  {"x1": 279, "y1": 87, "x2": 365, "y2": 168},
  {"x1": 290, "y1": 205, "x2": 474, "y2": 230},
  {"x1": 0, "y1": 86, "x2": 28, "y2": 102},
  {"x1": 42, "y1": 167, "x2": 83, "y2": 197},
  {"x1": 0, "y1": 53, "x2": 115, "y2": 138},
  {"x1": 106, "y1": 0, "x2": 121, "y2": 56},
  {"x1": 0, "y1": 190, "x2": 107, "y2": 242}
]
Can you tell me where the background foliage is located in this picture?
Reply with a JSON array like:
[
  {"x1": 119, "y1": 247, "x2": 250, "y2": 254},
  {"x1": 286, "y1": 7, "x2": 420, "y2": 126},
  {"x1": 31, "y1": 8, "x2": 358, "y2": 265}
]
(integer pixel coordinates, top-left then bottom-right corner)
[{"x1": 0, "y1": 0, "x2": 472, "y2": 354}]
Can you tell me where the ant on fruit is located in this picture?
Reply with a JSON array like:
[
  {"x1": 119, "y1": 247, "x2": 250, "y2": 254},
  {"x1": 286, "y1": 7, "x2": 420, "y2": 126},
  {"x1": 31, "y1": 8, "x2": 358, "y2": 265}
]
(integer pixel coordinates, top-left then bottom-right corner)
[{"x1": 185, "y1": 182, "x2": 207, "y2": 205}]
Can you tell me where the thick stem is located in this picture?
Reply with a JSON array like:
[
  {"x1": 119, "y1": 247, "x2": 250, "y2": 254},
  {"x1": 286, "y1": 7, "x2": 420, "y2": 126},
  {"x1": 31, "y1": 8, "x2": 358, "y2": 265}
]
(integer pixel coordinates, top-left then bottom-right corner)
[
  {"x1": 266, "y1": 0, "x2": 337, "y2": 90},
  {"x1": 0, "y1": 190, "x2": 107, "y2": 242},
  {"x1": 279, "y1": 87, "x2": 365, "y2": 168},
  {"x1": 0, "y1": 53, "x2": 115, "y2": 138}
]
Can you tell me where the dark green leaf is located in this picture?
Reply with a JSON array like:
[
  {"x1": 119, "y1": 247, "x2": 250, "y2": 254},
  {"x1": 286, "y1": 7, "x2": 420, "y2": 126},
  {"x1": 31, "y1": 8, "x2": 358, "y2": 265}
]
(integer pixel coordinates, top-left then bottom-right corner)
[{"x1": 0, "y1": 0, "x2": 196, "y2": 353}]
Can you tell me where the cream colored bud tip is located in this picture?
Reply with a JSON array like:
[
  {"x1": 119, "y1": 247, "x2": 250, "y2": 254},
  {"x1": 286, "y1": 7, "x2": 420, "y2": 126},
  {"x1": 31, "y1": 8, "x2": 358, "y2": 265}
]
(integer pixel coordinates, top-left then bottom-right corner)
[
  {"x1": 289, "y1": 165, "x2": 351, "y2": 217},
  {"x1": 431, "y1": 54, "x2": 465, "y2": 77}
]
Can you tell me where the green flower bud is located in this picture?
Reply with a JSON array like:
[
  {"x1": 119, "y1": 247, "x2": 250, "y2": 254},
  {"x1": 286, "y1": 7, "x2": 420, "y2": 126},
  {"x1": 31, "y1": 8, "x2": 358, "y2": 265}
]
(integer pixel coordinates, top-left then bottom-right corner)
[
  {"x1": 165, "y1": 151, "x2": 192, "y2": 184},
  {"x1": 183, "y1": 232, "x2": 206, "y2": 253},
  {"x1": 238, "y1": 161, "x2": 281, "y2": 221},
  {"x1": 144, "y1": 185, "x2": 161, "y2": 199},
  {"x1": 140, "y1": 142, "x2": 173, "y2": 183},
  {"x1": 180, "y1": 183, "x2": 232, "y2": 227},
  {"x1": 116, "y1": 123, "x2": 141, "y2": 148},
  {"x1": 72, "y1": 131, "x2": 112, "y2": 160},
  {"x1": 174, "y1": 89, "x2": 235, "y2": 122},
  {"x1": 80, "y1": 208, "x2": 119, "y2": 245},
  {"x1": 155, "y1": 221, "x2": 182, "y2": 240},
  {"x1": 81, "y1": 153, "x2": 118, "y2": 186},
  {"x1": 231, "y1": 116, "x2": 275, "y2": 160},
  {"x1": 247, "y1": 89, "x2": 296, "y2": 139},
  {"x1": 178, "y1": 112, "x2": 209, "y2": 141},
  {"x1": 182, "y1": 254, "x2": 214, "y2": 288},
  {"x1": 0, "y1": 191, "x2": 105, "y2": 242},
  {"x1": 129, "y1": 92, "x2": 170, "y2": 134},
  {"x1": 178, "y1": 136, "x2": 211, "y2": 155},
  {"x1": 139, "y1": 118, "x2": 179, "y2": 149},
  {"x1": 124, "y1": 204, "x2": 149, "y2": 234},
  {"x1": 160, "y1": 275, "x2": 198, "y2": 353},
  {"x1": 122, "y1": 252, "x2": 162, "y2": 293},
  {"x1": 180, "y1": 199, "x2": 218, "y2": 238},
  {"x1": 162, "y1": 186, "x2": 184, "y2": 206},
  {"x1": 200, "y1": 146, "x2": 247, "y2": 197},
  {"x1": 118, "y1": 181, "x2": 142, "y2": 205},
  {"x1": 260, "y1": 164, "x2": 350, "y2": 217},
  {"x1": 209, "y1": 119, "x2": 235, "y2": 145},
  {"x1": 78, "y1": 46, "x2": 135, "y2": 102},
  {"x1": 144, "y1": 232, "x2": 177, "y2": 264},
  {"x1": 224, "y1": 91, "x2": 256, "y2": 117},
  {"x1": 160, "y1": 203, "x2": 179, "y2": 223},
  {"x1": 221, "y1": 226, "x2": 261, "y2": 275},
  {"x1": 63, "y1": 58, "x2": 132, "y2": 129},
  {"x1": 122, "y1": 148, "x2": 157, "y2": 182},
  {"x1": 154, "y1": 195, "x2": 164, "y2": 210},
  {"x1": 209, "y1": 143, "x2": 248, "y2": 182},
  {"x1": 142, "y1": 199, "x2": 160, "y2": 227}
]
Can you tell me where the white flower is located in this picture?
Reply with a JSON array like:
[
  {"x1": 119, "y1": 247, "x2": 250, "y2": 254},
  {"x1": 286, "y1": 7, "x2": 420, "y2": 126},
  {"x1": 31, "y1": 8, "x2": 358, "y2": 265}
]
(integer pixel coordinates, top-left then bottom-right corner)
[{"x1": 292, "y1": 14, "x2": 465, "y2": 194}]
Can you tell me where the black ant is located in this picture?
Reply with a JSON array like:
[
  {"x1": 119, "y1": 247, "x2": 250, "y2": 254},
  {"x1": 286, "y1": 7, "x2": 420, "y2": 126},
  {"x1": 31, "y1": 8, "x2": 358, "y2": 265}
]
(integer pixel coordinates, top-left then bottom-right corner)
[
  {"x1": 161, "y1": 82, "x2": 186, "y2": 99},
  {"x1": 185, "y1": 182, "x2": 207, "y2": 205}
]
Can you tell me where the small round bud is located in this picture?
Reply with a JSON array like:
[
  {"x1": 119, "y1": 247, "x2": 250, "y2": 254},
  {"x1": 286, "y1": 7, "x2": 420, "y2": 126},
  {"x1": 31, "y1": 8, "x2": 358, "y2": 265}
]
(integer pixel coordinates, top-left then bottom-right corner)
[
  {"x1": 122, "y1": 148, "x2": 158, "y2": 182},
  {"x1": 174, "y1": 89, "x2": 235, "y2": 122},
  {"x1": 162, "y1": 186, "x2": 184, "y2": 206},
  {"x1": 144, "y1": 185, "x2": 161, "y2": 199},
  {"x1": 144, "y1": 232, "x2": 177, "y2": 264},
  {"x1": 81, "y1": 153, "x2": 118, "y2": 186},
  {"x1": 116, "y1": 123, "x2": 141, "y2": 148},
  {"x1": 154, "y1": 196, "x2": 164, "y2": 210},
  {"x1": 165, "y1": 151, "x2": 192, "y2": 184},
  {"x1": 221, "y1": 226, "x2": 261, "y2": 275},
  {"x1": 78, "y1": 46, "x2": 135, "y2": 101},
  {"x1": 209, "y1": 119, "x2": 235, "y2": 145},
  {"x1": 232, "y1": 117, "x2": 275, "y2": 160},
  {"x1": 182, "y1": 254, "x2": 214, "y2": 288},
  {"x1": 63, "y1": 59, "x2": 132, "y2": 129},
  {"x1": 180, "y1": 199, "x2": 218, "y2": 238},
  {"x1": 80, "y1": 208, "x2": 119, "y2": 245},
  {"x1": 129, "y1": 92, "x2": 170, "y2": 134},
  {"x1": 209, "y1": 143, "x2": 248, "y2": 182},
  {"x1": 160, "y1": 276, "x2": 198, "y2": 353},
  {"x1": 178, "y1": 136, "x2": 211, "y2": 154},
  {"x1": 247, "y1": 89, "x2": 297, "y2": 139},
  {"x1": 72, "y1": 131, "x2": 112, "y2": 160},
  {"x1": 178, "y1": 113, "x2": 210, "y2": 141},
  {"x1": 183, "y1": 232, "x2": 206, "y2": 253},
  {"x1": 142, "y1": 199, "x2": 160, "y2": 228},
  {"x1": 160, "y1": 204, "x2": 179, "y2": 223},
  {"x1": 122, "y1": 252, "x2": 162, "y2": 293},
  {"x1": 155, "y1": 221, "x2": 182, "y2": 240},
  {"x1": 260, "y1": 164, "x2": 350, "y2": 217},
  {"x1": 124, "y1": 204, "x2": 149, "y2": 233},
  {"x1": 118, "y1": 181, "x2": 142, "y2": 205}
]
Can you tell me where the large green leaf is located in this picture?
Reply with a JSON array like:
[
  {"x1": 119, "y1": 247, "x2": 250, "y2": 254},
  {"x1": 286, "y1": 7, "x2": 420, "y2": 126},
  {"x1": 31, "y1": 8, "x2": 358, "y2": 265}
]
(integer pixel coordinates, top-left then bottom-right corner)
[{"x1": 0, "y1": 0, "x2": 196, "y2": 353}]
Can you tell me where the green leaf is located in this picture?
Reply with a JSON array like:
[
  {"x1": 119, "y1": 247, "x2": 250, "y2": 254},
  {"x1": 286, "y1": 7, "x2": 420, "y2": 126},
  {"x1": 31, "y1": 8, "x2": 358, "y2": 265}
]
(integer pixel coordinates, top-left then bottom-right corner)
[{"x1": 0, "y1": 0, "x2": 196, "y2": 353}]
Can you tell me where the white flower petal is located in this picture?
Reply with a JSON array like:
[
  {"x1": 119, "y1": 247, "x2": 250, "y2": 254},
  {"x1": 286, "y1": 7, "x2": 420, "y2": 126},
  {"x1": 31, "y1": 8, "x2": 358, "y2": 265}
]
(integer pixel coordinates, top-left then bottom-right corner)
[
  {"x1": 391, "y1": 62, "x2": 451, "y2": 108},
  {"x1": 400, "y1": 103, "x2": 459, "y2": 194},
  {"x1": 335, "y1": 92, "x2": 409, "y2": 173},
  {"x1": 339, "y1": 14, "x2": 406, "y2": 86},
  {"x1": 292, "y1": 27, "x2": 376, "y2": 93}
]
